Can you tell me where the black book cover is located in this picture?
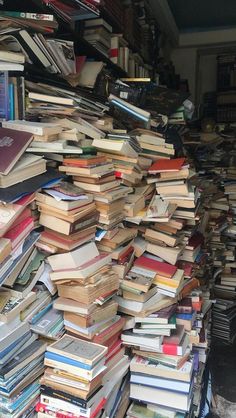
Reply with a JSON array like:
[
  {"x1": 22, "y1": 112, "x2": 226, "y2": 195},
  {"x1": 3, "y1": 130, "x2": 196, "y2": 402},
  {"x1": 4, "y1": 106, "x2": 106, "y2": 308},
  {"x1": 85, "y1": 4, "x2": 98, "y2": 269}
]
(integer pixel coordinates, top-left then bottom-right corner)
[
  {"x1": 0, "y1": 168, "x2": 65, "y2": 203},
  {"x1": 144, "y1": 87, "x2": 190, "y2": 117},
  {"x1": 40, "y1": 384, "x2": 101, "y2": 409}
]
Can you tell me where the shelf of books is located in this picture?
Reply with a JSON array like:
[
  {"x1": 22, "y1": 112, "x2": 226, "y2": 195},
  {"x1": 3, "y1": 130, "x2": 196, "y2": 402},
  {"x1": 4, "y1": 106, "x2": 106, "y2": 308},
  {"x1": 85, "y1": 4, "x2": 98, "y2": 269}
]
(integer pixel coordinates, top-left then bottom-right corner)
[{"x1": 0, "y1": 1, "x2": 214, "y2": 418}]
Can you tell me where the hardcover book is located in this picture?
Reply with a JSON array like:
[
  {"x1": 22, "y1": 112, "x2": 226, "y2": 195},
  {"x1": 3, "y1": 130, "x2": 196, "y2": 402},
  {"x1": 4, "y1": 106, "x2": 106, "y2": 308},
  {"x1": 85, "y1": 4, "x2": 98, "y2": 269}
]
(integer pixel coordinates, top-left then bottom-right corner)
[{"x1": 0, "y1": 127, "x2": 33, "y2": 175}]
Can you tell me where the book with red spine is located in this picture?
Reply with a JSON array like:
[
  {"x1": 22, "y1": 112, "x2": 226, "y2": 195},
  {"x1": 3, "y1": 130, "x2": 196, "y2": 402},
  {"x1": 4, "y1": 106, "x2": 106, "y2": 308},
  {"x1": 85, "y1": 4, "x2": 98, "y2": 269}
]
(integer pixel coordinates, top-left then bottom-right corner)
[
  {"x1": 4, "y1": 216, "x2": 34, "y2": 249},
  {"x1": 134, "y1": 255, "x2": 177, "y2": 278}
]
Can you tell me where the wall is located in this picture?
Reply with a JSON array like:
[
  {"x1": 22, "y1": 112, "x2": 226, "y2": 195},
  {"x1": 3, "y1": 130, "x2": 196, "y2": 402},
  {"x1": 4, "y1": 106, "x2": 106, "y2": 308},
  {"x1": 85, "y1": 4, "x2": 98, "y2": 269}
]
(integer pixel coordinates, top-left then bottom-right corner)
[
  {"x1": 171, "y1": 47, "x2": 197, "y2": 100},
  {"x1": 171, "y1": 28, "x2": 236, "y2": 105},
  {"x1": 196, "y1": 53, "x2": 217, "y2": 104}
]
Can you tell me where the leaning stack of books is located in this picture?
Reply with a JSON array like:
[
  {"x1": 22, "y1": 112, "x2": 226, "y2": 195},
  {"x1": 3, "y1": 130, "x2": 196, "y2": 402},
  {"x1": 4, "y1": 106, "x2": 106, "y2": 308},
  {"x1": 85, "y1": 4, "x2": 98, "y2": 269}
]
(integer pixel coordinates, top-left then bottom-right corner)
[
  {"x1": 0, "y1": 338, "x2": 47, "y2": 418},
  {"x1": 36, "y1": 181, "x2": 97, "y2": 253},
  {"x1": 125, "y1": 304, "x2": 194, "y2": 415},
  {"x1": 37, "y1": 335, "x2": 109, "y2": 418},
  {"x1": 0, "y1": 122, "x2": 56, "y2": 414},
  {"x1": 83, "y1": 17, "x2": 112, "y2": 58},
  {"x1": 48, "y1": 242, "x2": 123, "y2": 343},
  {"x1": 58, "y1": 154, "x2": 127, "y2": 231}
]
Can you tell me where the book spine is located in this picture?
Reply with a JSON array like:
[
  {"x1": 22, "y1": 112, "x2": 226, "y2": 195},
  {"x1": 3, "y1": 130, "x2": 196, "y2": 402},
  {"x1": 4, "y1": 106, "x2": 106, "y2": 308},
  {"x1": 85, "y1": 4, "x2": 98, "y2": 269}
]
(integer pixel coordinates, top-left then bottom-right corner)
[
  {"x1": 0, "y1": 71, "x2": 9, "y2": 120},
  {"x1": 45, "y1": 352, "x2": 92, "y2": 370},
  {"x1": 40, "y1": 385, "x2": 88, "y2": 409},
  {"x1": 161, "y1": 343, "x2": 181, "y2": 355},
  {"x1": 36, "y1": 402, "x2": 81, "y2": 418},
  {"x1": 110, "y1": 37, "x2": 119, "y2": 64},
  {"x1": 8, "y1": 84, "x2": 14, "y2": 120},
  {"x1": 0, "y1": 11, "x2": 54, "y2": 20},
  {"x1": 40, "y1": 394, "x2": 90, "y2": 417}
]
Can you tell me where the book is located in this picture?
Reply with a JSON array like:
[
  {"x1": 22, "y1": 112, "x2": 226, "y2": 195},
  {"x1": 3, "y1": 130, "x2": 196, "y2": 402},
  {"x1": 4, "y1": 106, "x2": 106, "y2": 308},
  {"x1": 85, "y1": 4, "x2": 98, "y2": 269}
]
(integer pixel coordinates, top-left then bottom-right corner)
[
  {"x1": 0, "y1": 155, "x2": 46, "y2": 188},
  {"x1": 149, "y1": 158, "x2": 186, "y2": 174},
  {"x1": 50, "y1": 253, "x2": 112, "y2": 281},
  {"x1": 47, "y1": 335, "x2": 108, "y2": 367},
  {"x1": 130, "y1": 383, "x2": 192, "y2": 412},
  {"x1": 2, "y1": 120, "x2": 62, "y2": 136},
  {"x1": 0, "y1": 127, "x2": 33, "y2": 175},
  {"x1": 48, "y1": 242, "x2": 99, "y2": 271}
]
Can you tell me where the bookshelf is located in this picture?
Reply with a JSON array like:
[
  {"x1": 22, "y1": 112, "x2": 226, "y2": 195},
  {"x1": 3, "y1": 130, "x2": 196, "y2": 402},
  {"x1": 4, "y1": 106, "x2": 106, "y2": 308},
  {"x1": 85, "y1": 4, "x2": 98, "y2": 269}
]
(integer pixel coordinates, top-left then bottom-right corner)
[
  {"x1": 26, "y1": 0, "x2": 156, "y2": 79},
  {"x1": 217, "y1": 54, "x2": 236, "y2": 122}
]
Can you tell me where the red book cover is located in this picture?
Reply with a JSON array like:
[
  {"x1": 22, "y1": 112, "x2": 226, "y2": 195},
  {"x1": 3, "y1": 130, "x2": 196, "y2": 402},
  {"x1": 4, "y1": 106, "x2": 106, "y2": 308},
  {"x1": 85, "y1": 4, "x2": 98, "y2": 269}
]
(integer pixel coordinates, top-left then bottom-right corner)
[
  {"x1": 187, "y1": 232, "x2": 204, "y2": 250},
  {"x1": 0, "y1": 193, "x2": 35, "y2": 238},
  {"x1": 103, "y1": 331, "x2": 122, "y2": 349},
  {"x1": 110, "y1": 48, "x2": 119, "y2": 59},
  {"x1": 93, "y1": 318, "x2": 125, "y2": 344},
  {"x1": 114, "y1": 171, "x2": 122, "y2": 178},
  {"x1": 134, "y1": 255, "x2": 177, "y2": 278},
  {"x1": 63, "y1": 155, "x2": 106, "y2": 167},
  {"x1": 75, "y1": 56, "x2": 87, "y2": 74},
  {"x1": 149, "y1": 158, "x2": 186, "y2": 174},
  {"x1": 8, "y1": 207, "x2": 31, "y2": 230},
  {"x1": 106, "y1": 339, "x2": 122, "y2": 361},
  {"x1": 0, "y1": 127, "x2": 33, "y2": 175},
  {"x1": 4, "y1": 216, "x2": 34, "y2": 248},
  {"x1": 161, "y1": 343, "x2": 179, "y2": 356},
  {"x1": 192, "y1": 301, "x2": 202, "y2": 311}
]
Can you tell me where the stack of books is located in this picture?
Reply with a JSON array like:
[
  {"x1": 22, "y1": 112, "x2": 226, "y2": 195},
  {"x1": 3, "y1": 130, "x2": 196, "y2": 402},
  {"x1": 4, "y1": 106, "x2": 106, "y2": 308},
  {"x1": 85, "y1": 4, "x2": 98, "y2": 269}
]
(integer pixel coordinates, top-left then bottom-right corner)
[
  {"x1": 123, "y1": 304, "x2": 193, "y2": 414},
  {"x1": 0, "y1": 4, "x2": 217, "y2": 417},
  {"x1": 212, "y1": 299, "x2": 236, "y2": 343},
  {"x1": 132, "y1": 128, "x2": 176, "y2": 161},
  {"x1": 0, "y1": 338, "x2": 47, "y2": 418},
  {"x1": 83, "y1": 18, "x2": 112, "y2": 58},
  {"x1": 58, "y1": 154, "x2": 133, "y2": 248},
  {"x1": 48, "y1": 242, "x2": 123, "y2": 344},
  {"x1": 36, "y1": 181, "x2": 97, "y2": 252},
  {"x1": 38, "y1": 335, "x2": 108, "y2": 418}
]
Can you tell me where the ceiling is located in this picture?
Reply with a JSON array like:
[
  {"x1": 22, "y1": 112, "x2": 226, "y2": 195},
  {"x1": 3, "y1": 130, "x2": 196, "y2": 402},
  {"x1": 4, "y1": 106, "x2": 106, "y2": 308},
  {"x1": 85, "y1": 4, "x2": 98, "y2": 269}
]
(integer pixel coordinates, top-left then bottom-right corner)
[{"x1": 168, "y1": 0, "x2": 236, "y2": 32}]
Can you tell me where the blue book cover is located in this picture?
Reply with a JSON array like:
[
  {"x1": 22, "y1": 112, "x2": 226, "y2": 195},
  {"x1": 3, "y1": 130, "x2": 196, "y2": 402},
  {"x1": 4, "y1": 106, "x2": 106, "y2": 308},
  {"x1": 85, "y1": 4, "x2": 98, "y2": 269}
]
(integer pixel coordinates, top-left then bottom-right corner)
[
  {"x1": 176, "y1": 313, "x2": 194, "y2": 320},
  {"x1": 30, "y1": 302, "x2": 53, "y2": 325},
  {"x1": 8, "y1": 83, "x2": 14, "y2": 120},
  {"x1": 0, "y1": 71, "x2": 9, "y2": 120},
  {"x1": 111, "y1": 98, "x2": 149, "y2": 123},
  {"x1": 45, "y1": 351, "x2": 93, "y2": 370},
  {"x1": 0, "y1": 331, "x2": 31, "y2": 360},
  {"x1": 0, "y1": 232, "x2": 40, "y2": 285}
]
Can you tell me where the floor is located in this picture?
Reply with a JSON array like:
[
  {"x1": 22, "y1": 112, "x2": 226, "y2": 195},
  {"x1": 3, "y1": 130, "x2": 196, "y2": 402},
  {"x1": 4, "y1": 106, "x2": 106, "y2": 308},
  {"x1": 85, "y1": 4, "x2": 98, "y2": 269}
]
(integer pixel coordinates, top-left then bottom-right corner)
[{"x1": 208, "y1": 339, "x2": 236, "y2": 418}]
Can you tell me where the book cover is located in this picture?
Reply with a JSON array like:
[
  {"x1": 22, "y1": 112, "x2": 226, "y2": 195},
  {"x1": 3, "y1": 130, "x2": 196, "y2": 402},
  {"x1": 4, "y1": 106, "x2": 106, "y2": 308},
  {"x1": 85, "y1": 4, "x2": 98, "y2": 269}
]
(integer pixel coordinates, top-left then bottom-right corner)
[
  {"x1": 0, "y1": 127, "x2": 33, "y2": 175},
  {"x1": 47, "y1": 335, "x2": 107, "y2": 366}
]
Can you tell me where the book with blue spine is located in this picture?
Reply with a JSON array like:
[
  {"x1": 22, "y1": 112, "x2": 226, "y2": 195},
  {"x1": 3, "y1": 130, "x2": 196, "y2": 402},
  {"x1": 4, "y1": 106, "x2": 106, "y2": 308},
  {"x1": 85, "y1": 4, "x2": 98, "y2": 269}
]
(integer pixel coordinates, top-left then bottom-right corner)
[
  {"x1": 45, "y1": 351, "x2": 95, "y2": 370},
  {"x1": 0, "y1": 72, "x2": 9, "y2": 120},
  {"x1": 47, "y1": 335, "x2": 108, "y2": 367}
]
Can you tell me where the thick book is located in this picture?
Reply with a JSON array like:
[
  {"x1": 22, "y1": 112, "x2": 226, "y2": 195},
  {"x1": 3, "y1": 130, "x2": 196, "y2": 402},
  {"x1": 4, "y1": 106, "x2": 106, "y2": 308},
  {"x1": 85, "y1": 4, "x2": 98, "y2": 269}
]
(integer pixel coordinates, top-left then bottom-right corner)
[
  {"x1": 134, "y1": 256, "x2": 177, "y2": 278},
  {"x1": 130, "y1": 356, "x2": 193, "y2": 382},
  {"x1": 149, "y1": 158, "x2": 186, "y2": 174},
  {"x1": 130, "y1": 383, "x2": 192, "y2": 412},
  {"x1": 48, "y1": 242, "x2": 99, "y2": 271},
  {"x1": 50, "y1": 253, "x2": 111, "y2": 281},
  {"x1": 0, "y1": 127, "x2": 33, "y2": 175},
  {"x1": 47, "y1": 335, "x2": 107, "y2": 367}
]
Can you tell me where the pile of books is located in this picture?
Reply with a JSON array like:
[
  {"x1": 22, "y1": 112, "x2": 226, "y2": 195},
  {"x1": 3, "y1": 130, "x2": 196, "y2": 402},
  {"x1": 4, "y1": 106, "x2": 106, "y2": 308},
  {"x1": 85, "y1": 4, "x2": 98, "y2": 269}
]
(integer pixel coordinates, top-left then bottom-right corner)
[
  {"x1": 37, "y1": 336, "x2": 109, "y2": 418},
  {"x1": 83, "y1": 18, "x2": 112, "y2": 58},
  {"x1": 0, "y1": 4, "x2": 218, "y2": 417},
  {"x1": 36, "y1": 182, "x2": 97, "y2": 251},
  {"x1": 0, "y1": 127, "x2": 66, "y2": 417},
  {"x1": 48, "y1": 242, "x2": 122, "y2": 343},
  {"x1": 183, "y1": 125, "x2": 236, "y2": 348}
]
